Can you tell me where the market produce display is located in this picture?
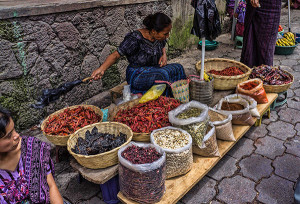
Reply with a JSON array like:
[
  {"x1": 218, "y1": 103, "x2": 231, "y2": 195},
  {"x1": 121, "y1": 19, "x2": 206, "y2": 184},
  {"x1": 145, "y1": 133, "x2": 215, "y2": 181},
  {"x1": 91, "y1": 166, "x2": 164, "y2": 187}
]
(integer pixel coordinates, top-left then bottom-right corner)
[
  {"x1": 278, "y1": 25, "x2": 283, "y2": 32},
  {"x1": 221, "y1": 102, "x2": 244, "y2": 111},
  {"x1": 276, "y1": 32, "x2": 296, "y2": 46},
  {"x1": 250, "y1": 65, "x2": 293, "y2": 85},
  {"x1": 237, "y1": 79, "x2": 268, "y2": 104},
  {"x1": 114, "y1": 96, "x2": 180, "y2": 133},
  {"x1": 151, "y1": 127, "x2": 193, "y2": 179},
  {"x1": 71, "y1": 127, "x2": 127, "y2": 155},
  {"x1": 118, "y1": 143, "x2": 166, "y2": 203},
  {"x1": 43, "y1": 106, "x2": 102, "y2": 135},
  {"x1": 208, "y1": 66, "x2": 244, "y2": 76}
]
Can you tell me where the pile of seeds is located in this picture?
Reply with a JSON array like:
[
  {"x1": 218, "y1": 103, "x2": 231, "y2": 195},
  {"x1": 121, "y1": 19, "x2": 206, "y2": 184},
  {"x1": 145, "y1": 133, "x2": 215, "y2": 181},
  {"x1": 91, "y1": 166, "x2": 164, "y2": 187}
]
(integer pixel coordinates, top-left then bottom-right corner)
[
  {"x1": 152, "y1": 128, "x2": 193, "y2": 179},
  {"x1": 153, "y1": 129, "x2": 189, "y2": 149},
  {"x1": 176, "y1": 107, "x2": 202, "y2": 119}
]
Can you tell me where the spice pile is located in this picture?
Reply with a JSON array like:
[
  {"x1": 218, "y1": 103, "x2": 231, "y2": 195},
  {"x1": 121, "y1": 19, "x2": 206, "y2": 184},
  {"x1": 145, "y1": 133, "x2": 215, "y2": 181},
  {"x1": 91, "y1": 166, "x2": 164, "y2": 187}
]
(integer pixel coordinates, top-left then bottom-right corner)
[
  {"x1": 44, "y1": 106, "x2": 102, "y2": 136},
  {"x1": 119, "y1": 144, "x2": 165, "y2": 203},
  {"x1": 121, "y1": 145, "x2": 162, "y2": 164},
  {"x1": 72, "y1": 127, "x2": 127, "y2": 155},
  {"x1": 114, "y1": 96, "x2": 180, "y2": 133},
  {"x1": 208, "y1": 66, "x2": 244, "y2": 76},
  {"x1": 250, "y1": 65, "x2": 293, "y2": 85},
  {"x1": 176, "y1": 107, "x2": 202, "y2": 119},
  {"x1": 240, "y1": 81, "x2": 259, "y2": 90},
  {"x1": 152, "y1": 128, "x2": 193, "y2": 178},
  {"x1": 221, "y1": 102, "x2": 244, "y2": 111}
]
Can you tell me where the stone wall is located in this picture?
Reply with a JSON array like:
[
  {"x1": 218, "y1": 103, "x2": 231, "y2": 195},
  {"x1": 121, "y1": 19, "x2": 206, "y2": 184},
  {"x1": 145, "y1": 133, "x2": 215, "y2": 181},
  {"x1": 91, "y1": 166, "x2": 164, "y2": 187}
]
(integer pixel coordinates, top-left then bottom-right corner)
[{"x1": 0, "y1": 0, "x2": 171, "y2": 130}]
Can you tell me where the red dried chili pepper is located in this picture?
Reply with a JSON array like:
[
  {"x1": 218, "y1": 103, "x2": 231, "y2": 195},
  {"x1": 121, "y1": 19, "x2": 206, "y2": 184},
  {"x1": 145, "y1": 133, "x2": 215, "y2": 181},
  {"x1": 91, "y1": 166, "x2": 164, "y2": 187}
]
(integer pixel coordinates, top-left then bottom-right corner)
[{"x1": 208, "y1": 66, "x2": 244, "y2": 76}]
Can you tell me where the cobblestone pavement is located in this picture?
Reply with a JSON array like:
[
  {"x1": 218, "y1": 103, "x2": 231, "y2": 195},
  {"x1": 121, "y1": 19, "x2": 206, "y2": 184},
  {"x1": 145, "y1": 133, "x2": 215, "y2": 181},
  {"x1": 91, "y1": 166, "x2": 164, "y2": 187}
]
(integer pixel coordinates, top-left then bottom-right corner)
[{"x1": 21, "y1": 8, "x2": 300, "y2": 204}]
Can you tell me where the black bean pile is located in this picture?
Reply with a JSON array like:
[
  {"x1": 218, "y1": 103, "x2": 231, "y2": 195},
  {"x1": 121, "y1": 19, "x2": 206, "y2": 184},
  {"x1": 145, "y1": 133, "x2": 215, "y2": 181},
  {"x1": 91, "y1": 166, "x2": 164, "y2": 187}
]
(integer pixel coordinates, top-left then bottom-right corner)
[{"x1": 72, "y1": 127, "x2": 127, "y2": 155}]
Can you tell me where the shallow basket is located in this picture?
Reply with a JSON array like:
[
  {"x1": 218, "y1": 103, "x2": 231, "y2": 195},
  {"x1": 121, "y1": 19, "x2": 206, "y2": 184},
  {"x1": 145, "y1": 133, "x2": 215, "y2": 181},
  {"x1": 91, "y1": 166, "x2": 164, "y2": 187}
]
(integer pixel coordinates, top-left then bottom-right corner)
[
  {"x1": 67, "y1": 122, "x2": 133, "y2": 169},
  {"x1": 109, "y1": 99, "x2": 151, "y2": 142},
  {"x1": 41, "y1": 105, "x2": 103, "y2": 146},
  {"x1": 196, "y1": 58, "x2": 251, "y2": 90},
  {"x1": 263, "y1": 70, "x2": 294, "y2": 93}
]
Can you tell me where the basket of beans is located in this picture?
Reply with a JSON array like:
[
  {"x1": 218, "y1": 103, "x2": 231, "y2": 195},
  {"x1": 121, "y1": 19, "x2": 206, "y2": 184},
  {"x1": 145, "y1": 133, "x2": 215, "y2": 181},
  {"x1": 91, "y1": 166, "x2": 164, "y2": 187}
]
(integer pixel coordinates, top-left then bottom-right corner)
[
  {"x1": 67, "y1": 122, "x2": 133, "y2": 169},
  {"x1": 118, "y1": 142, "x2": 166, "y2": 203},
  {"x1": 196, "y1": 58, "x2": 251, "y2": 90},
  {"x1": 41, "y1": 105, "x2": 103, "y2": 146}
]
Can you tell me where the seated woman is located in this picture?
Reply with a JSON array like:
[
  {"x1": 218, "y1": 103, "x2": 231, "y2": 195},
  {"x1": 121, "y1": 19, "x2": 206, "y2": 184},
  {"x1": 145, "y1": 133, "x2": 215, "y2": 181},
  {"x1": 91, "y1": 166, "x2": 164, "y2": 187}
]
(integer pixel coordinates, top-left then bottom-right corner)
[
  {"x1": 0, "y1": 108, "x2": 64, "y2": 204},
  {"x1": 91, "y1": 12, "x2": 186, "y2": 96}
]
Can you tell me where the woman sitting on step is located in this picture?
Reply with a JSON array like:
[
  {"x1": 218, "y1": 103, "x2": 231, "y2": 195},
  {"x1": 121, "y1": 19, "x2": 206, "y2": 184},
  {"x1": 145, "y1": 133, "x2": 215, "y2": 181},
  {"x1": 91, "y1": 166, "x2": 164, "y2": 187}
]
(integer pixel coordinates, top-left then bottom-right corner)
[
  {"x1": 0, "y1": 107, "x2": 64, "y2": 204},
  {"x1": 91, "y1": 12, "x2": 186, "y2": 96}
]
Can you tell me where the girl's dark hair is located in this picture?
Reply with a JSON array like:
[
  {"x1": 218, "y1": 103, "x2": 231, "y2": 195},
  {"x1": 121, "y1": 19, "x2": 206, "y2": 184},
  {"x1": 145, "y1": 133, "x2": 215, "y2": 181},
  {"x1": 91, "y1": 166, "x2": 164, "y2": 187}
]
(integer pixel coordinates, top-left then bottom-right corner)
[
  {"x1": 143, "y1": 12, "x2": 172, "y2": 32},
  {"x1": 0, "y1": 107, "x2": 11, "y2": 139}
]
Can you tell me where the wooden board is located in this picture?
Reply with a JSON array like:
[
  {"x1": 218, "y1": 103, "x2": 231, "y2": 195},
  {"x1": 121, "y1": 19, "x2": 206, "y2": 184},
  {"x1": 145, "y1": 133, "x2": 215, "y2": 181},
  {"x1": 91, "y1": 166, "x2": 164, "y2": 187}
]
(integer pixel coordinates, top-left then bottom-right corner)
[{"x1": 118, "y1": 93, "x2": 278, "y2": 204}]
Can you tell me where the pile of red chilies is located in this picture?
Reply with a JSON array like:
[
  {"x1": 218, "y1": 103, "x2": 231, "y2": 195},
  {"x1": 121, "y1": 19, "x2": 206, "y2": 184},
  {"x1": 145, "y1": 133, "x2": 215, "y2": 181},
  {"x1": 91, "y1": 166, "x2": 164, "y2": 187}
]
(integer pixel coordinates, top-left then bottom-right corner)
[
  {"x1": 114, "y1": 96, "x2": 180, "y2": 133},
  {"x1": 44, "y1": 106, "x2": 102, "y2": 136},
  {"x1": 208, "y1": 66, "x2": 244, "y2": 76}
]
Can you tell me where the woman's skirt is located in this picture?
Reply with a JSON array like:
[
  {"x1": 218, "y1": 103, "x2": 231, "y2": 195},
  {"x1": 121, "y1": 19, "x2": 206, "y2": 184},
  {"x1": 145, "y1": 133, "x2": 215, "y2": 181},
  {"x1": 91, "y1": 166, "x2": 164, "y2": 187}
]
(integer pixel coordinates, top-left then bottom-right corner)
[{"x1": 126, "y1": 63, "x2": 186, "y2": 96}]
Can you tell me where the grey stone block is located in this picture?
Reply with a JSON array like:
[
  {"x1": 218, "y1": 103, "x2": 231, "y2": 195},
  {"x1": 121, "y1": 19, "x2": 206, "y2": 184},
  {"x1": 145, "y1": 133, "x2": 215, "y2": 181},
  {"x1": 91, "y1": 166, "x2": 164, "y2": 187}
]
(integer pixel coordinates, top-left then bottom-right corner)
[
  {"x1": 181, "y1": 176, "x2": 216, "y2": 204},
  {"x1": 262, "y1": 111, "x2": 279, "y2": 125},
  {"x1": 103, "y1": 7, "x2": 125, "y2": 35},
  {"x1": 207, "y1": 155, "x2": 237, "y2": 180},
  {"x1": 267, "y1": 121, "x2": 296, "y2": 140},
  {"x1": 254, "y1": 136, "x2": 285, "y2": 159},
  {"x1": 83, "y1": 91, "x2": 111, "y2": 109},
  {"x1": 273, "y1": 154, "x2": 300, "y2": 182},
  {"x1": 257, "y1": 175, "x2": 294, "y2": 204},
  {"x1": 87, "y1": 27, "x2": 109, "y2": 57},
  {"x1": 278, "y1": 108, "x2": 300, "y2": 124},
  {"x1": 217, "y1": 175, "x2": 256, "y2": 204},
  {"x1": 244, "y1": 124, "x2": 268, "y2": 140},
  {"x1": 227, "y1": 138, "x2": 255, "y2": 160},
  {"x1": 52, "y1": 22, "x2": 80, "y2": 49},
  {"x1": 239, "y1": 154, "x2": 273, "y2": 181},
  {"x1": 284, "y1": 136, "x2": 300, "y2": 157}
]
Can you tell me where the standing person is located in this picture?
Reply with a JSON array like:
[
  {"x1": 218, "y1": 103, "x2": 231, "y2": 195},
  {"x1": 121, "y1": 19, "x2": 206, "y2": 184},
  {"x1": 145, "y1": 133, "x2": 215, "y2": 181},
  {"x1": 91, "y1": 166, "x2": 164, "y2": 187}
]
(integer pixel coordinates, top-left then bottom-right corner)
[
  {"x1": 0, "y1": 108, "x2": 64, "y2": 204},
  {"x1": 240, "y1": 0, "x2": 281, "y2": 68},
  {"x1": 91, "y1": 12, "x2": 186, "y2": 96}
]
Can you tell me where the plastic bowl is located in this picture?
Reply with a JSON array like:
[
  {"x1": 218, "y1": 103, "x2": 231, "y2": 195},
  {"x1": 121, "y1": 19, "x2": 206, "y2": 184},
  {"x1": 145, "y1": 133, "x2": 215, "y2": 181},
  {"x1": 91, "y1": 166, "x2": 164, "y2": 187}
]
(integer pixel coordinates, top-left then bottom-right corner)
[
  {"x1": 198, "y1": 40, "x2": 219, "y2": 51},
  {"x1": 275, "y1": 42, "x2": 298, "y2": 55},
  {"x1": 296, "y1": 33, "x2": 300, "y2": 43}
]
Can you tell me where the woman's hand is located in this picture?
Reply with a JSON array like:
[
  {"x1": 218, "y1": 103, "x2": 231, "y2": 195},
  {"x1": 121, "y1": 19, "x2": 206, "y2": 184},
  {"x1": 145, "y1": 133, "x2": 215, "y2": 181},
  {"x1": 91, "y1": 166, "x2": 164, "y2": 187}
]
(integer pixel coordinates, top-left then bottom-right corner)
[
  {"x1": 250, "y1": 0, "x2": 260, "y2": 7},
  {"x1": 159, "y1": 54, "x2": 167, "y2": 67},
  {"x1": 91, "y1": 67, "x2": 105, "y2": 80}
]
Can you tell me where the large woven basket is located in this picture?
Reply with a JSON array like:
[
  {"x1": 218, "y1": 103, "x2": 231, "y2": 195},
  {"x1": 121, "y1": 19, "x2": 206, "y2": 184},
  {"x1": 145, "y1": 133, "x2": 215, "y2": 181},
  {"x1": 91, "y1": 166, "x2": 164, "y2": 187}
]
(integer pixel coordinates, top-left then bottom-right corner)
[
  {"x1": 67, "y1": 122, "x2": 133, "y2": 169},
  {"x1": 262, "y1": 70, "x2": 294, "y2": 93},
  {"x1": 41, "y1": 105, "x2": 103, "y2": 146},
  {"x1": 196, "y1": 58, "x2": 251, "y2": 90},
  {"x1": 109, "y1": 99, "x2": 151, "y2": 142}
]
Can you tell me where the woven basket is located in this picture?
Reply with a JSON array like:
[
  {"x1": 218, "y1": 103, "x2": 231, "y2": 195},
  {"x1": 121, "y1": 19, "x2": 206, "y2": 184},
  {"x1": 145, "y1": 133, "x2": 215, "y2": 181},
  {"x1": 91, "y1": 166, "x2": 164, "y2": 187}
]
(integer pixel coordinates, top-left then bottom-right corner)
[
  {"x1": 189, "y1": 75, "x2": 214, "y2": 105},
  {"x1": 262, "y1": 70, "x2": 294, "y2": 93},
  {"x1": 67, "y1": 122, "x2": 133, "y2": 169},
  {"x1": 109, "y1": 99, "x2": 151, "y2": 142},
  {"x1": 41, "y1": 105, "x2": 103, "y2": 146},
  {"x1": 195, "y1": 58, "x2": 251, "y2": 90}
]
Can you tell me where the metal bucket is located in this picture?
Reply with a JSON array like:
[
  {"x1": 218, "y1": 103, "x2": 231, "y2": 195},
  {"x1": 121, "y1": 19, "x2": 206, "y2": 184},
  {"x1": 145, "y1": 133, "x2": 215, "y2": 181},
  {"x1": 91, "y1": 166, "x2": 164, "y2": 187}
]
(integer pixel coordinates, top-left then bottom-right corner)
[{"x1": 189, "y1": 77, "x2": 214, "y2": 105}]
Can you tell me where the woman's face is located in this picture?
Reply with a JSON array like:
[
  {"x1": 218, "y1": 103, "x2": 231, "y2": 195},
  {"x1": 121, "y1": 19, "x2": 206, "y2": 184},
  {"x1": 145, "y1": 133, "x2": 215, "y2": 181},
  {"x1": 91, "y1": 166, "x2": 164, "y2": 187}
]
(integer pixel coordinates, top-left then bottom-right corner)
[
  {"x1": 0, "y1": 118, "x2": 21, "y2": 153},
  {"x1": 153, "y1": 24, "x2": 172, "y2": 41}
]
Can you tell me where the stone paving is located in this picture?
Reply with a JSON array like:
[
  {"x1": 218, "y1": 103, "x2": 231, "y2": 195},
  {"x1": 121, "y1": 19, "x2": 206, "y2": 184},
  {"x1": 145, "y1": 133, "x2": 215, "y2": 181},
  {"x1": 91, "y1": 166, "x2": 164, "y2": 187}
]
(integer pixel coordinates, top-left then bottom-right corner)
[{"x1": 21, "y1": 8, "x2": 300, "y2": 204}]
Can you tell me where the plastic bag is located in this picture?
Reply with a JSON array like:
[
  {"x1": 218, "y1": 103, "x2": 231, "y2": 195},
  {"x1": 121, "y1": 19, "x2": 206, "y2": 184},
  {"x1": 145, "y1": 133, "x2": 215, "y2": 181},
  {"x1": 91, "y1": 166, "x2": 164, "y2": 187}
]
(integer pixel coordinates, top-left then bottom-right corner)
[
  {"x1": 216, "y1": 98, "x2": 255, "y2": 126},
  {"x1": 118, "y1": 142, "x2": 166, "y2": 203},
  {"x1": 192, "y1": 122, "x2": 220, "y2": 157},
  {"x1": 151, "y1": 126, "x2": 193, "y2": 179},
  {"x1": 225, "y1": 94, "x2": 260, "y2": 118},
  {"x1": 237, "y1": 79, "x2": 268, "y2": 104},
  {"x1": 168, "y1": 101, "x2": 209, "y2": 147},
  {"x1": 139, "y1": 84, "x2": 166, "y2": 104},
  {"x1": 208, "y1": 108, "x2": 235, "y2": 141}
]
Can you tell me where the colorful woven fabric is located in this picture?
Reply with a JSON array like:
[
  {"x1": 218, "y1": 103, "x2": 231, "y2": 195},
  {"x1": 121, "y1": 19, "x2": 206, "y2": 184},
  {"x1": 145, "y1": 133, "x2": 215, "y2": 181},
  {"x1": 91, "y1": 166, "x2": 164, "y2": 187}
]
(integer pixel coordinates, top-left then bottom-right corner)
[
  {"x1": 126, "y1": 63, "x2": 186, "y2": 96},
  {"x1": 241, "y1": 0, "x2": 281, "y2": 68}
]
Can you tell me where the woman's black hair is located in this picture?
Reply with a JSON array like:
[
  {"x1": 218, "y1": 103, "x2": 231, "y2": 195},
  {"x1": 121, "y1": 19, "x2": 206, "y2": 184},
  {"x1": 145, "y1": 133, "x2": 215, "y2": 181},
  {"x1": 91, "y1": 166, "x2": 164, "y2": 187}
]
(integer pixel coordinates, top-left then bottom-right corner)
[
  {"x1": 143, "y1": 12, "x2": 172, "y2": 32},
  {"x1": 0, "y1": 107, "x2": 11, "y2": 139}
]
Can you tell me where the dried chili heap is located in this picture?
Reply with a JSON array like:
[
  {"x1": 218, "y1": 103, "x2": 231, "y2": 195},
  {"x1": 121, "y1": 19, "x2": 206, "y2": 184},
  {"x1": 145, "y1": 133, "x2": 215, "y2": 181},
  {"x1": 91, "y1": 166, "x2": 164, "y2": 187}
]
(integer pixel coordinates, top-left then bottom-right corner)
[
  {"x1": 114, "y1": 96, "x2": 180, "y2": 133},
  {"x1": 240, "y1": 81, "x2": 259, "y2": 90},
  {"x1": 44, "y1": 106, "x2": 102, "y2": 136},
  {"x1": 208, "y1": 66, "x2": 244, "y2": 76},
  {"x1": 250, "y1": 65, "x2": 293, "y2": 85},
  {"x1": 119, "y1": 144, "x2": 165, "y2": 203}
]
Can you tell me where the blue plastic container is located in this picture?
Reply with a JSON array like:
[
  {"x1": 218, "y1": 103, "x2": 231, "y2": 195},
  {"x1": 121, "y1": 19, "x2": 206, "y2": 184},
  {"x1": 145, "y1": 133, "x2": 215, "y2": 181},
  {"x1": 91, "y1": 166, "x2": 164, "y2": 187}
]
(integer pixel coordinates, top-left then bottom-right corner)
[
  {"x1": 296, "y1": 33, "x2": 300, "y2": 43},
  {"x1": 100, "y1": 175, "x2": 120, "y2": 204}
]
